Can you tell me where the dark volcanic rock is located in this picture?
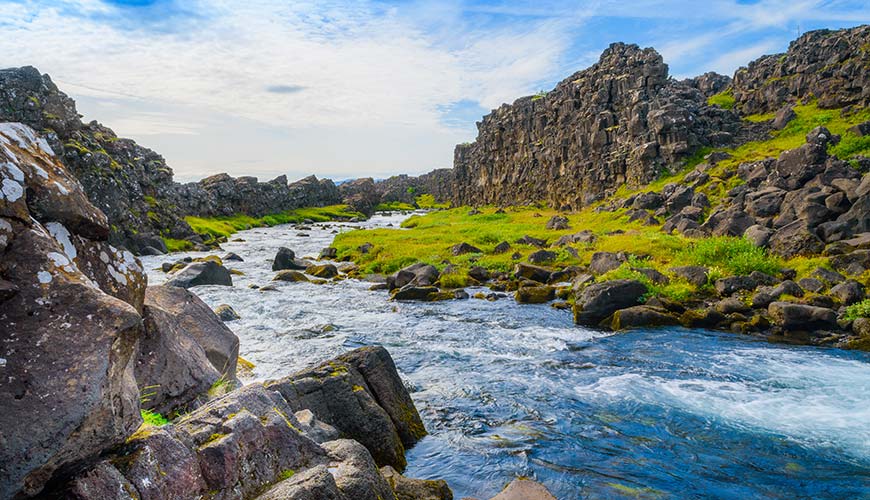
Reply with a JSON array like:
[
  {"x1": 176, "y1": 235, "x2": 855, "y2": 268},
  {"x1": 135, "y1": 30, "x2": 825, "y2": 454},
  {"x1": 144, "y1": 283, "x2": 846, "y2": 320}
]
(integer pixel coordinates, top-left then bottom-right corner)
[
  {"x1": 273, "y1": 247, "x2": 305, "y2": 271},
  {"x1": 451, "y1": 43, "x2": 742, "y2": 209},
  {"x1": 573, "y1": 279, "x2": 648, "y2": 325},
  {"x1": 165, "y1": 260, "x2": 233, "y2": 288},
  {"x1": 0, "y1": 124, "x2": 142, "y2": 499},
  {"x1": 452, "y1": 242, "x2": 482, "y2": 255},
  {"x1": 768, "y1": 302, "x2": 838, "y2": 332}
]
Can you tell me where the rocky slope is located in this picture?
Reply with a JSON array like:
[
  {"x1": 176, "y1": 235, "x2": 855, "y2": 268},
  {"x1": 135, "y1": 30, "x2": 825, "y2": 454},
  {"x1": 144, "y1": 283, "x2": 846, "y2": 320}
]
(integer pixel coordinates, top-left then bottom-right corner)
[{"x1": 447, "y1": 24, "x2": 869, "y2": 209}]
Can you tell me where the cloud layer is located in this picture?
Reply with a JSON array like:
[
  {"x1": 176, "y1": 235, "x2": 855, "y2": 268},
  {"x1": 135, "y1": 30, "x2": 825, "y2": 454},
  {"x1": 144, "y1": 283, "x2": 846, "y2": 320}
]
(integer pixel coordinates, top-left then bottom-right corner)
[{"x1": 0, "y1": 0, "x2": 867, "y2": 181}]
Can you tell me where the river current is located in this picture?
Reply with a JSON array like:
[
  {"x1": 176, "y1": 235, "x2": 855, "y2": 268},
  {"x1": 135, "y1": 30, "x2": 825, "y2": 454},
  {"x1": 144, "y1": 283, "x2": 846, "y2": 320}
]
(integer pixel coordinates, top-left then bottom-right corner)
[{"x1": 141, "y1": 213, "x2": 870, "y2": 499}]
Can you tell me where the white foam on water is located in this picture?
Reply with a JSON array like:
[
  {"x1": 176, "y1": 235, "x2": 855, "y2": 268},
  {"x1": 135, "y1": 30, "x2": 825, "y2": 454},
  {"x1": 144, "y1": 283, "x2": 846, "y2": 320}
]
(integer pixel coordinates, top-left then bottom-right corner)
[{"x1": 576, "y1": 346, "x2": 870, "y2": 462}]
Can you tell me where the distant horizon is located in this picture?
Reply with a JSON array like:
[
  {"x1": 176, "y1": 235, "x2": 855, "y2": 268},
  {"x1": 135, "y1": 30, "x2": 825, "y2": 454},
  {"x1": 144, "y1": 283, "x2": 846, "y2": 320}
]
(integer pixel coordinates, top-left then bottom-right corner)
[{"x1": 1, "y1": 1, "x2": 868, "y2": 183}]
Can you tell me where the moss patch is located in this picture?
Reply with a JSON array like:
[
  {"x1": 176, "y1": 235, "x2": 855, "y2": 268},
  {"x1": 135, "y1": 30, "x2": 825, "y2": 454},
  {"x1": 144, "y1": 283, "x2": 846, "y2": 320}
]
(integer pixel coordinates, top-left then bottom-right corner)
[{"x1": 185, "y1": 205, "x2": 363, "y2": 239}]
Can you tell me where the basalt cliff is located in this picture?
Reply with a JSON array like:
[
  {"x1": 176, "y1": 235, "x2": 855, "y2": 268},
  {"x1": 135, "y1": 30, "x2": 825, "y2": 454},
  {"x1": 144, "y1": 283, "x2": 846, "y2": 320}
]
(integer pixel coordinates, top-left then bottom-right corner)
[{"x1": 450, "y1": 25, "x2": 870, "y2": 209}]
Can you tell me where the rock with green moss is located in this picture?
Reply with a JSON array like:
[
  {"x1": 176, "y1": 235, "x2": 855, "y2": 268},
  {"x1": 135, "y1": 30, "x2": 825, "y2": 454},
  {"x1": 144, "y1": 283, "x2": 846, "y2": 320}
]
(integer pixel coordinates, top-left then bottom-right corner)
[
  {"x1": 768, "y1": 301, "x2": 838, "y2": 332},
  {"x1": 609, "y1": 305, "x2": 680, "y2": 330},
  {"x1": 274, "y1": 270, "x2": 310, "y2": 282},
  {"x1": 380, "y1": 465, "x2": 452, "y2": 500},
  {"x1": 307, "y1": 263, "x2": 339, "y2": 279},
  {"x1": 515, "y1": 286, "x2": 555, "y2": 304}
]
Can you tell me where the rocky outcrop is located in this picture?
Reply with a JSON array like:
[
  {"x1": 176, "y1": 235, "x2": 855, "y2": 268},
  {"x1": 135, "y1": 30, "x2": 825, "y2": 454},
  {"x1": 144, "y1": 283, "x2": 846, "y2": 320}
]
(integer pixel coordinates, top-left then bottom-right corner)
[
  {"x1": 265, "y1": 346, "x2": 427, "y2": 471},
  {"x1": 339, "y1": 177, "x2": 380, "y2": 215},
  {"x1": 58, "y1": 348, "x2": 442, "y2": 500},
  {"x1": 375, "y1": 169, "x2": 453, "y2": 205},
  {"x1": 0, "y1": 67, "x2": 198, "y2": 253},
  {"x1": 0, "y1": 123, "x2": 144, "y2": 498},
  {"x1": 732, "y1": 25, "x2": 870, "y2": 114},
  {"x1": 136, "y1": 285, "x2": 240, "y2": 415},
  {"x1": 176, "y1": 174, "x2": 342, "y2": 218},
  {"x1": 451, "y1": 43, "x2": 745, "y2": 209}
]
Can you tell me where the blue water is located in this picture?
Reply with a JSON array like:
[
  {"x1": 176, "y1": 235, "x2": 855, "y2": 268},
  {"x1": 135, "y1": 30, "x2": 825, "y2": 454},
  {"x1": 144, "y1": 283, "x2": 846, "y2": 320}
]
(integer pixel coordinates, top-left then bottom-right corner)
[{"x1": 142, "y1": 214, "x2": 870, "y2": 499}]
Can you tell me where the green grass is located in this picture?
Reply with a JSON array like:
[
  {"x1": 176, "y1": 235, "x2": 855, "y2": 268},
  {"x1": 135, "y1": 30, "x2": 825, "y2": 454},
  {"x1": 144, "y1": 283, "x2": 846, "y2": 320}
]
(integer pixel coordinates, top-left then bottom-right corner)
[
  {"x1": 415, "y1": 194, "x2": 450, "y2": 209},
  {"x1": 374, "y1": 201, "x2": 416, "y2": 211},
  {"x1": 744, "y1": 112, "x2": 776, "y2": 123},
  {"x1": 141, "y1": 409, "x2": 169, "y2": 427},
  {"x1": 163, "y1": 237, "x2": 194, "y2": 252},
  {"x1": 707, "y1": 89, "x2": 735, "y2": 110},
  {"x1": 676, "y1": 237, "x2": 782, "y2": 276},
  {"x1": 844, "y1": 300, "x2": 870, "y2": 322},
  {"x1": 185, "y1": 205, "x2": 363, "y2": 239}
]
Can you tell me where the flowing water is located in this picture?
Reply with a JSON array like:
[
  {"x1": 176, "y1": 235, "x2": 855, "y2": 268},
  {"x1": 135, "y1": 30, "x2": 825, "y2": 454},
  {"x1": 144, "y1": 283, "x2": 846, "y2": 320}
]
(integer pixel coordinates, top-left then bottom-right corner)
[{"x1": 141, "y1": 213, "x2": 870, "y2": 499}]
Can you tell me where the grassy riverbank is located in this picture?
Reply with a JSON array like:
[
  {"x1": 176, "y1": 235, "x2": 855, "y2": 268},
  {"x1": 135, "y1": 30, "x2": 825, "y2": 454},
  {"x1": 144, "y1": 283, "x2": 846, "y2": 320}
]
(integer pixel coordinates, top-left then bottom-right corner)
[
  {"x1": 332, "y1": 102, "x2": 870, "y2": 306},
  {"x1": 165, "y1": 205, "x2": 363, "y2": 251}
]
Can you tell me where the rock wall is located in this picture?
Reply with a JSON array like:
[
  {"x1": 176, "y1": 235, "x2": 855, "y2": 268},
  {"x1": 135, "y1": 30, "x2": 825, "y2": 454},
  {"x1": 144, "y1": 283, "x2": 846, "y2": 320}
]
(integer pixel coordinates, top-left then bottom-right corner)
[
  {"x1": 732, "y1": 25, "x2": 870, "y2": 114},
  {"x1": 176, "y1": 173, "x2": 341, "y2": 218},
  {"x1": 0, "y1": 123, "x2": 145, "y2": 498},
  {"x1": 451, "y1": 43, "x2": 744, "y2": 209},
  {"x1": 448, "y1": 25, "x2": 870, "y2": 210}
]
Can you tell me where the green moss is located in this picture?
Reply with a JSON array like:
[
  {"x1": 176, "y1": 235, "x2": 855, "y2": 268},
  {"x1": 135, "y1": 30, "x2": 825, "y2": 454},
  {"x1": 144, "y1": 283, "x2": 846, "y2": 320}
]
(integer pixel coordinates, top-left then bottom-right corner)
[
  {"x1": 374, "y1": 201, "x2": 416, "y2": 211},
  {"x1": 531, "y1": 90, "x2": 548, "y2": 101},
  {"x1": 185, "y1": 205, "x2": 363, "y2": 239},
  {"x1": 606, "y1": 482, "x2": 665, "y2": 499},
  {"x1": 844, "y1": 299, "x2": 870, "y2": 322},
  {"x1": 162, "y1": 237, "x2": 194, "y2": 252},
  {"x1": 208, "y1": 376, "x2": 232, "y2": 398},
  {"x1": 676, "y1": 237, "x2": 782, "y2": 276},
  {"x1": 707, "y1": 89, "x2": 735, "y2": 110},
  {"x1": 64, "y1": 140, "x2": 90, "y2": 155},
  {"x1": 144, "y1": 195, "x2": 158, "y2": 207},
  {"x1": 743, "y1": 112, "x2": 776, "y2": 123},
  {"x1": 140, "y1": 408, "x2": 169, "y2": 427},
  {"x1": 202, "y1": 433, "x2": 227, "y2": 446},
  {"x1": 415, "y1": 194, "x2": 450, "y2": 209},
  {"x1": 278, "y1": 469, "x2": 295, "y2": 481},
  {"x1": 28, "y1": 95, "x2": 40, "y2": 106}
]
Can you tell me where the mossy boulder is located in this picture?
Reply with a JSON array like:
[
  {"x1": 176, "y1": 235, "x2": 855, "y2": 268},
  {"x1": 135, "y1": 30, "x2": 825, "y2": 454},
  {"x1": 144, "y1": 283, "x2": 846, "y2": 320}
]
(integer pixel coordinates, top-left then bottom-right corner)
[
  {"x1": 609, "y1": 305, "x2": 679, "y2": 330},
  {"x1": 573, "y1": 279, "x2": 647, "y2": 325},
  {"x1": 273, "y1": 270, "x2": 310, "y2": 282},
  {"x1": 515, "y1": 286, "x2": 555, "y2": 304},
  {"x1": 307, "y1": 263, "x2": 339, "y2": 279}
]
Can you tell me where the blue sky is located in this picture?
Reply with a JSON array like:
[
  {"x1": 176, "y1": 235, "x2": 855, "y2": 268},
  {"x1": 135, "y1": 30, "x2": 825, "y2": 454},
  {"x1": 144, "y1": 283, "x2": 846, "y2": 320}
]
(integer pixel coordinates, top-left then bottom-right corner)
[{"x1": 0, "y1": 1, "x2": 867, "y2": 181}]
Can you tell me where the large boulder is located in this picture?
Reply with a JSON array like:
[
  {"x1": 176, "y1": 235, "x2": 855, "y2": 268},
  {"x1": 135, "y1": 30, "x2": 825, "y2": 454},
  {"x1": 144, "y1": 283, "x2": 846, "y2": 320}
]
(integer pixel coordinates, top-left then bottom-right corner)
[
  {"x1": 515, "y1": 286, "x2": 555, "y2": 304},
  {"x1": 489, "y1": 478, "x2": 556, "y2": 500},
  {"x1": 265, "y1": 346, "x2": 425, "y2": 471},
  {"x1": 769, "y1": 220, "x2": 825, "y2": 258},
  {"x1": 610, "y1": 305, "x2": 680, "y2": 330},
  {"x1": 573, "y1": 279, "x2": 648, "y2": 325},
  {"x1": 273, "y1": 247, "x2": 305, "y2": 271},
  {"x1": 380, "y1": 466, "x2": 453, "y2": 500},
  {"x1": 390, "y1": 263, "x2": 439, "y2": 289},
  {"x1": 589, "y1": 251, "x2": 626, "y2": 275},
  {"x1": 514, "y1": 263, "x2": 553, "y2": 283},
  {"x1": 0, "y1": 123, "x2": 143, "y2": 498},
  {"x1": 768, "y1": 302, "x2": 838, "y2": 331},
  {"x1": 136, "y1": 285, "x2": 240, "y2": 415},
  {"x1": 165, "y1": 260, "x2": 233, "y2": 288}
]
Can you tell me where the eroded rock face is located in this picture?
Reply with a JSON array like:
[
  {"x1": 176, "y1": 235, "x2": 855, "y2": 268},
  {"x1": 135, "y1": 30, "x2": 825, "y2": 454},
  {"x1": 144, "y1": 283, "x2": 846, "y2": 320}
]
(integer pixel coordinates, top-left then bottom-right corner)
[
  {"x1": 0, "y1": 123, "x2": 143, "y2": 498},
  {"x1": 265, "y1": 346, "x2": 426, "y2": 471},
  {"x1": 452, "y1": 43, "x2": 743, "y2": 209},
  {"x1": 136, "y1": 285, "x2": 240, "y2": 415},
  {"x1": 732, "y1": 25, "x2": 870, "y2": 114},
  {"x1": 0, "y1": 67, "x2": 198, "y2": 252}
]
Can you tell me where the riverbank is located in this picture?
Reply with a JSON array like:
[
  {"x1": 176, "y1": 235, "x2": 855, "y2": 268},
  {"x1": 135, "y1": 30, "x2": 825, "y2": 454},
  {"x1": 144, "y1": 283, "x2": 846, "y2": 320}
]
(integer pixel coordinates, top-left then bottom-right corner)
[{"x1": 330, "y1": 106, "x2": 870, "y2": 350}]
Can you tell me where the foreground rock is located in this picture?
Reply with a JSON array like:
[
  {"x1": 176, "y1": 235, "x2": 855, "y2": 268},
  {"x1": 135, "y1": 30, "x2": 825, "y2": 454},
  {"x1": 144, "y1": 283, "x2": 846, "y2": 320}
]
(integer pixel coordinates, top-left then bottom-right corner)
[
  {"x1": 136, "y1": 285, "x2": 240, "y2": 415},
  {"x1": 0, "y1": 123, "x2": 143, "y2": 498},
  {"x1": 573, "y1": 279, "x2": 647, "y2": 325},
  {"x1": 265, "y1": 346, "x2": 427, "y2": 470},
  {"x1": 57, "y1": 347, "x2": 443, "y2": 500}
]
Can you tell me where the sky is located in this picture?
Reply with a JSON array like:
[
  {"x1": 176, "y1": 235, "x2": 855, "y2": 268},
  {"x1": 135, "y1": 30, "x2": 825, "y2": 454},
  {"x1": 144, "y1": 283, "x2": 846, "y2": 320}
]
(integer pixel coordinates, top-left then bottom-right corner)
[{"x1": 0, "y1": 1, "x2": 867, "y2": 182}]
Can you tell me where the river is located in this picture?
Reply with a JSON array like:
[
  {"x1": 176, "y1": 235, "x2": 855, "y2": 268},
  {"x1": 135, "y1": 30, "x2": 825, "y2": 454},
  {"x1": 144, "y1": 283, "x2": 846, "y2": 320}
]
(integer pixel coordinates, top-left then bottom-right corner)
[{"x1": 141, "y1": 213, "x2": 870, "y2": 499}]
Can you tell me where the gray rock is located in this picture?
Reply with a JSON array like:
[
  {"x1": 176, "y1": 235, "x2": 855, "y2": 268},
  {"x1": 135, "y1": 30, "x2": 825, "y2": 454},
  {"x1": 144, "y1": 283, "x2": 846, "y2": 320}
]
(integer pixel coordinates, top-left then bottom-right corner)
[
  {"x1": 166, "y1": 260, "x2": 233, "y2": 288},
  {"x1": 768, "y1": 302, "x2": 838, "y2": 331},
  {"x1": 670, "y1": 266, "x2": 709, "y2": 286},
  {"x1": 714, "y1": 275, "x2": 758, "y2": 296},
  {"x1": 380, "y1": 466, "x2": 453, "y2": 500},
  {"x1": 744, "y1": 224, "x2": 774, "y2": 247},
  {"x1": 391, "y1": 285, "x2": 438, "y2": 301},
  {"x1": 515, "y1": 286, "x2": 555, "y2": 304},
  {"x1": 609, "y1": 305, "x2": 679, "y2": 330},
  {"x1": 514, "y1": 263, "x2": 553, "y2": 283},
  {"x1": 493, "y1": 241, "x2": 512, "y2": 254},
  {"x1": 589, "y1": 251, "x2": 627, "y2": 275},
  {"x1": 545, "y1": 215, "x2": 570, "y2": 230},
  {"x1": 573, "y1": 279, "x2": 648, "y2": 325},
  {"x1": 528, "y1": 249, "x2": 557, "y2": 264},
  {"x1": 307, "y1": 263, "x2": 339, "y2": 279},
  {"x1": 214, "y1": 303, "x2": 241, "y2": 321},
  {"x1": 452, "y1": 242, "x2": 482, "y2": 255},
  {"x1": 830, "y1": 280, "x2": 865, "y2": 305},
  {"x1": 769, "y1": 220, "x2": 825, "y2": 258},
  {"x1": 273, "y1": 247, "x2": 305, "y2": 271}
]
